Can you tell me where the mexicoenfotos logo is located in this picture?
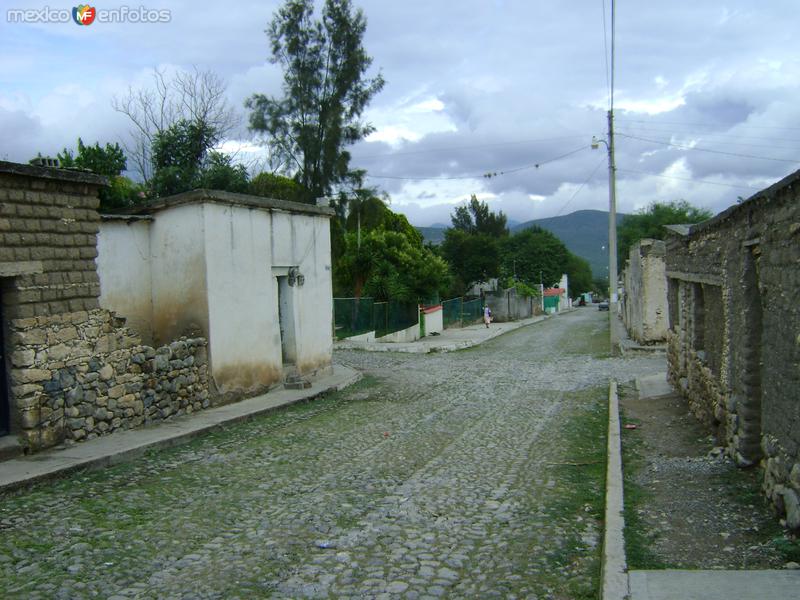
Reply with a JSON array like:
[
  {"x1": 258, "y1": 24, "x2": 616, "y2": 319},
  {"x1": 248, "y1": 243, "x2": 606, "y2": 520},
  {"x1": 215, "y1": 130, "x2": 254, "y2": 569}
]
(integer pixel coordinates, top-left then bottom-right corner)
[
  {"x1": 6, "y1": 5, "x2": 171, "y2": 25},
  {"x1": 72, "y1": 4, "x2": 96, "y2": 25}
]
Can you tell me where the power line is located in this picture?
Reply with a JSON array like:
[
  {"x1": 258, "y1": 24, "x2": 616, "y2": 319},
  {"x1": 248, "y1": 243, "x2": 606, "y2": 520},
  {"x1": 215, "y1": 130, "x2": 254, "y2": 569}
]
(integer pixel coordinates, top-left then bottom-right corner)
[
  {"x1": 353, "y1": 134, "x2": 587, "y2": 161},
  {"x1": 616, "y1": 128, "x2": 800, "y2": 152},
  {"x1": 553, "y1": 158, "x2": 607, "y2": 218},
  {"x1": 364, "y1": 144, "x2": 590, "y2": 182},
  {"x1": 617, "y1": 168, "x2": 760, "y2": 190},
  {"x1": 617, "y1": 133, "x2": 800, "y2": 164},
  {"x1": 616, "y1": 117, "x2": 800, "y2": 132},
  {"x1": 616, "y1": 126, "x2": 800, "y2": 147}
]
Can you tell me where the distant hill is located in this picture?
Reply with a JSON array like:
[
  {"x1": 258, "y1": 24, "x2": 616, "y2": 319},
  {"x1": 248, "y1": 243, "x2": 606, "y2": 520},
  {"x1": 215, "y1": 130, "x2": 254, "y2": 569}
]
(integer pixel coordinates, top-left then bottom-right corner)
[{"x1": 416, "y1": 209, "x2": 627, "y2": 278}]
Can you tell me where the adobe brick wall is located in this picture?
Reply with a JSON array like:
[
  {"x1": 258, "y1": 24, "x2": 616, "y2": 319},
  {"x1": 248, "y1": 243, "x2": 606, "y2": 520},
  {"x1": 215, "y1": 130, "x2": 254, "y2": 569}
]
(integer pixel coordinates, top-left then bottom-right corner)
[
  {"x1": 666, "y1": 169, "x2": 800, "y2": 529},
  {"x1": 0, "y1": 166, "x2": 103, "y2": 318}
]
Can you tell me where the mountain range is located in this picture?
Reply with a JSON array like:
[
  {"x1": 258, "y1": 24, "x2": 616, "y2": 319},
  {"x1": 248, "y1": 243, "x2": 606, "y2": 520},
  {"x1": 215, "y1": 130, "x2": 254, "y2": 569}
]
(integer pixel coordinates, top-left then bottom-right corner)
[{"x1": 416, "y1": 209, "x2": 627, "y2": 278}]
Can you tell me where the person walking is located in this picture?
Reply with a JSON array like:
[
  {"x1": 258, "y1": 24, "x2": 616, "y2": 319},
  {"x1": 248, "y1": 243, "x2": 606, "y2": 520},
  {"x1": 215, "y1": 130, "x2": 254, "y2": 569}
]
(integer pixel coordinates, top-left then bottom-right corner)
[{"x1": 484, "y1": 305, "x2": 492, "y2": 328}]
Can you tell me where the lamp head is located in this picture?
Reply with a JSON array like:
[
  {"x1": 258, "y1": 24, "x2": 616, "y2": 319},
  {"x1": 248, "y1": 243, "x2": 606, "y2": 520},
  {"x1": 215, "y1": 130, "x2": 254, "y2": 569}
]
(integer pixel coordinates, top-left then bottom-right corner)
[{"x1": 591, "y1": 136, "x2": 600, "y2": 149}]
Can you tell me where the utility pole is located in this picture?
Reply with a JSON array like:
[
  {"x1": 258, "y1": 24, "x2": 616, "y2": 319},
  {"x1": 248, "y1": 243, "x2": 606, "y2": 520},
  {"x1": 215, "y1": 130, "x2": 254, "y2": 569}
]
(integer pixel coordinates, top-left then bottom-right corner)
[{"x1": 607, "y1": 108, "x2": 618, "y2": 304}]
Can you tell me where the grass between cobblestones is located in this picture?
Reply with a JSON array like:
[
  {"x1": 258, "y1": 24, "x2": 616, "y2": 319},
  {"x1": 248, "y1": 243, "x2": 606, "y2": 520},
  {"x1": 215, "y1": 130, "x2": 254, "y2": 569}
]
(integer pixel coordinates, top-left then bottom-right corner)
[
  {"x1": 559, "y1": 311, "x2": 610, "y2": 358},
  {"x1": 524, "y1": 385, "x2": 609, "y2": 599}
]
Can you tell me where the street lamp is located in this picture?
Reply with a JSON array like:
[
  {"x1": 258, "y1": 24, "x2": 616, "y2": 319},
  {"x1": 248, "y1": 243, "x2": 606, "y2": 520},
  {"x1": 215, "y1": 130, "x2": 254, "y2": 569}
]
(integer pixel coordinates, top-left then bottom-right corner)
[{"x1": 592, "y1": 127, "x2": 618, "y2": 305}]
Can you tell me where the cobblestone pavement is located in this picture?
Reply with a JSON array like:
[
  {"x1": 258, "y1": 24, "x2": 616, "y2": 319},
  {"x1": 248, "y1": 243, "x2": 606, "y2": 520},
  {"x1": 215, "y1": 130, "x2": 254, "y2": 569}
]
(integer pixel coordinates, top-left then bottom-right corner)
[{"x1": 0, "y1": 309, "x2": 663, "y2": 599}]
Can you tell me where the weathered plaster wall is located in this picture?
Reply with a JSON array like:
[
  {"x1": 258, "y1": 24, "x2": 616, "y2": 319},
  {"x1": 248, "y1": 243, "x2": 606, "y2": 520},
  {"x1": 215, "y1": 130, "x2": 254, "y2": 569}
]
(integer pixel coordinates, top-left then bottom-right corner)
[
  {"x1": 288, "y1": 215, "x2": 333, "y2": 376},
  {"x1": 202, "y1": 203, "x2": 281, "y2": 394},
  {"x1": 148, "y1": 203, "x2": 209, "y2": 346},
  {"x1": 623, "y1": 239, "x2": 667, "y2": 344},
  {"x1": 96, "y1": 218, "x2": 153, "y2": 343},
  {"x1": 486, "y1": 288, "x2": 535, "y2": 322},
  {"x1": 666, "y1": 170, "x2": 800, "y2": 529}
]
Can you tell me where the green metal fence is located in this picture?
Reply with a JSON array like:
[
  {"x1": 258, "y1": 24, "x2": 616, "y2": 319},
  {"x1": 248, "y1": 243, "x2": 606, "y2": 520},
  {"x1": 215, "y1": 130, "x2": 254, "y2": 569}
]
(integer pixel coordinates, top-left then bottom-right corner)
[
  {"x1": 441, "y1": 296, "x2": 484, "y2": 329},
  {"x1": 462, "y1": 298, "x2": 484, "y2": 324},
  {"x1": 334, "y1": 298, "x2": 419, "y2": 340},
  {"x1": 333, "y1": 297, "x2": 375, "y2": 340},
  {"x1": 372, "y1": 300, "x2": 419, "y2": 338}
]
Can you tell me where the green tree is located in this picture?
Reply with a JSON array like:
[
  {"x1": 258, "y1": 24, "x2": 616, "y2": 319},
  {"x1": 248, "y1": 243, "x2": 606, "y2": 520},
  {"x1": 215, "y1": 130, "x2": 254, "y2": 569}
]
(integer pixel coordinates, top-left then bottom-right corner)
[
  {"x1": 618, "y1": 200, "x2": 712, "y2": 267},
  {"x1": 150, "y1": 119, "x2": 218, "y2": 197},
  {"x1": 564, "y1": 253, "x2": 594, "y2": 297},
  {"x1": 337, "y1": 229, "x2": 451, "y2": 302},
  {"x1": 57, "y1": 138, "x2": 144, "y2": 210},
  {"x1": 249, "y1": 171, "x2": 304, "y2": 202},
  {"x1": 500, "y1": 226, "x2": 569, "y2": 288},
  {"x1": 441, "y1": 195, "x2": 508, "y2": 291},
  {"x1": 451, "y1": 195, "x2": 508, "y2": 236},
  {"x1": 246, "y1": 0, "x2": 385, "y2": 203},
  {"x1": 197, "y1": 152, "x2": 249, "y2": 193}
]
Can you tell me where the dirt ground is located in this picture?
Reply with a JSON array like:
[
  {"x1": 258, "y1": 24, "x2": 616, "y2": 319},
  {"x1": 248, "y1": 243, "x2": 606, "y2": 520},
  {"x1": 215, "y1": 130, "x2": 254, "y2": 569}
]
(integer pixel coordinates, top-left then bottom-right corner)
[{"x1": 619, "y1": 382, "x2": 797, "y2": 570}]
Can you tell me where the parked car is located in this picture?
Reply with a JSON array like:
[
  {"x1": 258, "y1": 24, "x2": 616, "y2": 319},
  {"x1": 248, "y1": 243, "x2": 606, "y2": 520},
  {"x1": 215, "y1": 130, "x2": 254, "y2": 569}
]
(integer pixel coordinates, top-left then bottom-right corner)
[{"x1": 598, "y1": 300, "x2": 609, "y2": 311}]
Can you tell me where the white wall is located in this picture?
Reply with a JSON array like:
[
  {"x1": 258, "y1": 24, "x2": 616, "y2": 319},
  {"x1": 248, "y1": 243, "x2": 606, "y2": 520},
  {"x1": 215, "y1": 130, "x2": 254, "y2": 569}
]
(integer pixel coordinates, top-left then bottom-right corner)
[
  {"x1": 279, "y1": 212, "x2": 333, "y2": 375},
  {"x1": 424, "y1": 306, "x2": 443, "y2": 335},
  {"x1": 148, "y1": 204, "x2": 210, "y2": 346},
  {"x1": 96, "y1": 219, "x2": 154, "y2": 342},
  {"x1": 202, "y1": 203, "x2": 333, "y2": 393},
  {"x1": 202, "y1": 203, "x2": 281, "y2": 394}
]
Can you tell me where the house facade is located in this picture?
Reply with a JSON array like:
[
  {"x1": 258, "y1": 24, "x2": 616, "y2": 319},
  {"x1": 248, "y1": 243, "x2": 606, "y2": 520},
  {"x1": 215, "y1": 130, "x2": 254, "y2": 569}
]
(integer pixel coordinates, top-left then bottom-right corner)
[
  {"x1": 97, "y1": 189, "x2": 335, "y2": 397},
  {"x1": 622, "y1": 239, "x2": 668, "y2": 344},
  {"x1": 665, "y1": 168, "x2": 800, "y2": 529}
]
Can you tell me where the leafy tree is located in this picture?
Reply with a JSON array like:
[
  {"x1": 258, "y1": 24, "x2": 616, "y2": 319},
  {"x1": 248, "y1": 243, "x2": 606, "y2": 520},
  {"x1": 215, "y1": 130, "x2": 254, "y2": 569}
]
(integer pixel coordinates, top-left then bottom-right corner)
[
  {"x1": 337, "y1": 229, "x2": 451, "y2": 302},
  {"x1": 451, "y1": 195, "x2": 508, "y2": 236},
  {"x1": 565, "y1": 253, "x2": 594, "y2": 297},
  {"x1": 442, "y1": 195, "x2": 508, "y2": 291},
  {"x1": 618, "y1": 200, "x2": 713, "y2": 267},
  {"x1": 246, "y1": 0, "x2": 385, "y2": 203},
  {"x1": 57, "y1": 138, "x2": 144, "y2": 210},
  {"x1": 150, "y1": 119, "x2": 218, "y2": 197},
  {"x1": 249, "y1": 171, "x2": 304, "y2": 202},
  {"x1": 197, "y1": 152, "x2": 249, "y2": 193},
  {"x1": 500, "y1": 226, "x2": 569, "y2": 288}
]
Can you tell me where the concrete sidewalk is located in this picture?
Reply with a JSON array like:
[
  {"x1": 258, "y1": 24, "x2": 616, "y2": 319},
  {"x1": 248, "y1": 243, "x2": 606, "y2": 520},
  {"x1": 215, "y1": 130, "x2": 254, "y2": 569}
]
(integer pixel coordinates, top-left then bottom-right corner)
[
  {"x1": 603, "y1": 371, "x2": 800, "y2": 599},
  {"x1": 336, "y1": 312, "x2": 566, "y2": 354},
  {"x1": 0, "y1": 365, "x2": 361, "y2": 494}
]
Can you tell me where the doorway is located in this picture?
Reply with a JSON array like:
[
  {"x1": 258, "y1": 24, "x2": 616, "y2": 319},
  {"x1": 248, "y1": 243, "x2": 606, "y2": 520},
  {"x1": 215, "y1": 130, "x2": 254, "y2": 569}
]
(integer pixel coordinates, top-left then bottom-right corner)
[{"x1": 276, "y1": 275, "x2": 297, "y2": 365}]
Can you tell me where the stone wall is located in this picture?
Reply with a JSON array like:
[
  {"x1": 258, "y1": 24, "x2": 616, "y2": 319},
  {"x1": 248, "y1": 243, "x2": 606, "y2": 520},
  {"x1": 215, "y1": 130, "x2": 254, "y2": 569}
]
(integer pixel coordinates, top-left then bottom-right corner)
[
  {"x1": 622, "y1": 239, "x2": 667, "y2": 344},
  {"x1": 665, "y1": 168, "x2": 800, "y2": 530},
  {"x1": 0, "y1": 161, "x2": 214, "y2": 453},
  {"x1": 9, "y1": 309, "x2": 209, "y2": 451},
  {"x1": 0, "y1": 165, "x2": 103, "y2": 319}
]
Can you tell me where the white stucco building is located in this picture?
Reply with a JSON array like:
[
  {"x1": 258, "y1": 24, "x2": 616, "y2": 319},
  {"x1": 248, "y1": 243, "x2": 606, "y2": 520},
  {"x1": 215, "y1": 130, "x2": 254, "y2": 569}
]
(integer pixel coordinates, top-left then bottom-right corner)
[{"x1": 96, "y1": 189, "x2": 334, "y2": 396}]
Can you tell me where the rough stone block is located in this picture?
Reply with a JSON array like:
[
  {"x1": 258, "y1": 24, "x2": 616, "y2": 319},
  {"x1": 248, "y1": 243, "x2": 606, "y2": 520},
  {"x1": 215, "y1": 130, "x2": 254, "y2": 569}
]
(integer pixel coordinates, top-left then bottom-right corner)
[{"x1": 12, "y1": 368, "x2": 51, "y2": 384}]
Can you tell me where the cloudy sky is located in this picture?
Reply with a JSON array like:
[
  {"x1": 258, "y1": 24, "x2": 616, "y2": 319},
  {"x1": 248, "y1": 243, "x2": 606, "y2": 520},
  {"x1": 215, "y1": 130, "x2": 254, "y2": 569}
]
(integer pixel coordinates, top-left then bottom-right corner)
[{"x1": 2, "y1": 1, "x2": 799, "y2": 226}]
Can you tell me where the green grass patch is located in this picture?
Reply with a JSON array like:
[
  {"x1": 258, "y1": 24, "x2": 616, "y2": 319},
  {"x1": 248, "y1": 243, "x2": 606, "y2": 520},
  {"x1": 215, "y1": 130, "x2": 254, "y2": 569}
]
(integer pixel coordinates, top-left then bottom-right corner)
[
  {"x1": 619, "y1": 400, "x2": 673, "y2": 570},
  {"x1": 559, "y1": 315, "x2": 610, "y2": 358}
]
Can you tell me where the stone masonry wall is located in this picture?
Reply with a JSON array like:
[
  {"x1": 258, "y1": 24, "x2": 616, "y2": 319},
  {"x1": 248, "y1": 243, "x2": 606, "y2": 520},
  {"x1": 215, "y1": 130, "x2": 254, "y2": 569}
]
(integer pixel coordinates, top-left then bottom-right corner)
[
  {"x1": 9, "y1": 309, "x2": 209, "y2": 452},
  {"x1": 665, "y1": 169, "x2": 800, "y2": 530},
  {"x1": 0, "y1": 170, "x2": 102, "y2": 319}
]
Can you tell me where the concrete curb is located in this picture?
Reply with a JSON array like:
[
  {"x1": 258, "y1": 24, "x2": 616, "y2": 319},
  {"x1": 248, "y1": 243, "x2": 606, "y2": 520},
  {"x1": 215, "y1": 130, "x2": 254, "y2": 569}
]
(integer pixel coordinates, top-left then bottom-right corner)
[
  {"x1": 602, "y1": 380, "x2": 630, "y2": 599},
  {"x1": 0, "y1": 365, "x2": 362, "y2": 494}
]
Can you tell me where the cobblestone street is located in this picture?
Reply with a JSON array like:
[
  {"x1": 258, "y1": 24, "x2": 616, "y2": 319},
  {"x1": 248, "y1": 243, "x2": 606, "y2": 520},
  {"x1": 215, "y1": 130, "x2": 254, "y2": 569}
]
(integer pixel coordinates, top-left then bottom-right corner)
[{"x1": 1, "y1": 309, "x2": 663, "y2": 599}]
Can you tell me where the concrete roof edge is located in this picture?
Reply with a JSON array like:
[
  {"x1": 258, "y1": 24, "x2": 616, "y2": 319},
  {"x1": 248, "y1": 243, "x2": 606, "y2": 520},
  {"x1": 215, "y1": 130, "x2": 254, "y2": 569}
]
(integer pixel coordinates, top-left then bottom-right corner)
[
  {"x1": 130, "y1": 189, "x2": 335, "y2": 217},
  {"x1": 0, "y1": 160, "x2": 108, "y2": 186}
]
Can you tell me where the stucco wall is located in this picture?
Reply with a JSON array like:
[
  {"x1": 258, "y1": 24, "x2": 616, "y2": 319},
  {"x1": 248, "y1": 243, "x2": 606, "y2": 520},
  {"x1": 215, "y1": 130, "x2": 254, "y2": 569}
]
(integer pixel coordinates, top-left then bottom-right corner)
[
  {"x1": 148, "y1": 204, "x2": 210, "y2": 346},
  {"x1": 96, "y1": 218, "x2": 154, "y2": 343},
  {"x1": 202, "y1": 203, "x2": 281, "y2": 394}
]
